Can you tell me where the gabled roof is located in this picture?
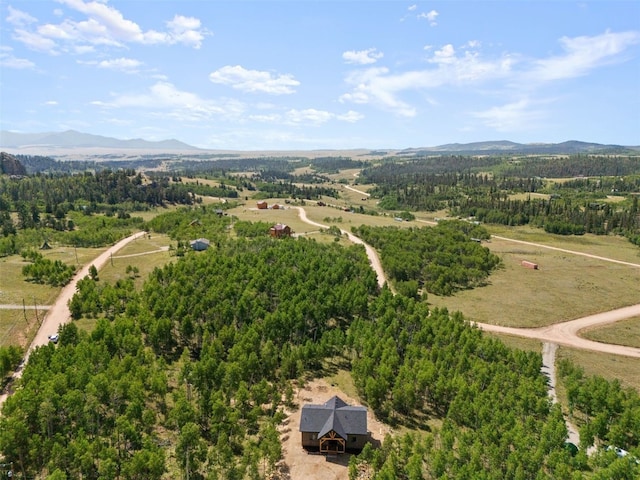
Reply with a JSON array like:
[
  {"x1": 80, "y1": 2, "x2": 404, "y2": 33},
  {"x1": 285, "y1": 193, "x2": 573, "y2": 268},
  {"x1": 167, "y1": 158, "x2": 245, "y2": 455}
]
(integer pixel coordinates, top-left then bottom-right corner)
[
  {"x1": 190, "y1": 237, "x2": 210, "y2": 245},
  {"x1": 299, "y1": 395, "x2": 367, "y2": 439}
]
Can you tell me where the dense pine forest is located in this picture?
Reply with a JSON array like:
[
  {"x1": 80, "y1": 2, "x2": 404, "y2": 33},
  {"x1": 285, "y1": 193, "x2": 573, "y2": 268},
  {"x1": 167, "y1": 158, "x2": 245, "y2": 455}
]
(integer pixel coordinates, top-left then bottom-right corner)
[
  {"x1": 1, "y1": 152, "x2": 639, "y2": 479},
  {"x1": 2, "y1": 221, "x2": 638, "y2": 478}
]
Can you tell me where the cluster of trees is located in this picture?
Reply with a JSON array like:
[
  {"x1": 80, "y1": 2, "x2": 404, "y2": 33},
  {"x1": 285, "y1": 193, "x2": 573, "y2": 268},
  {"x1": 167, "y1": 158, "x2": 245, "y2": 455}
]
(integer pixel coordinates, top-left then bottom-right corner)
[
  {"x1": 559, "y1": 359, "x2": 640, "y2": 450},
  {"x1": 0, "y1": 169, "x2": 235, "y2": 256},
  {"x1": 253, "y1": 181, "x2": 339, "y2": 200},
  {"x1": 69, "y1": 276, "x2": 137, "y2": 320},
  {"x1": 144, "y1": 205, "x2": 232, "y2": 244},
  {"x1": 500, "y1": 155, "x2": 640, "y2": 178},
  {"x1": 353, "y1": 221, "x2": 499, "y2": 296},
  {"x1": 172, "y1": 156, "x2": 300, "y2": 175},
  {"x1": 364, "y1": 171, "x2": 545, "y2": 212},
  {"x1": 0, "y1": 345, "x2": 23, "y2": 380},
  {"x1": 453, "y1": 194, "x2": 639, "y2": 239},
  {"x1": 12, "y1": 154, "x2": 166, "y2": 174},
  {"x1": 309, "y1": 156, "x2": 365, "y2": 173},
  {"x1": 346, "y1": 292, "x2": 640, "y2": 479},
  {"x1": 21, "y1": 249, "x2": 76, "y2": 286}
]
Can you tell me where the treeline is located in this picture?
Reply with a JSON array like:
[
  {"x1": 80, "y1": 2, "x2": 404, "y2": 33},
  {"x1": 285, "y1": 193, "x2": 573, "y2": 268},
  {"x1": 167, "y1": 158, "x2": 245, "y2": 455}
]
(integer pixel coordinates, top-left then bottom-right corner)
[
  {"x1": 500, "y1": 155, "x2": 640, "y2": 178},
  {"x1": 12, "y1": 154, "x2": 168, "y2": 174},
  {"x1": 0, "y1": 170, "x2": 197, "y2": 210},
  {"x1": 363, "y1": 171, "x2": 544, "y2": 212},
  {"x1": 452, "y1": 194, "x2": 640, "y2": 238},
  {"x1": 310, "y1": 156, "x2": 365, "y2": 173},
  {"x1": 253, "y1": 181, "x2": 339, "y2": 200},
  {"x1": 559, "y1": 360, "x2": 640, "y2": 450},
  {"x1": 352, "y1": 221, "x2": 500, "y2": 296},
  {"x1": 172, "y1": 156, "x2": 303, "y2": 174},
  {"x1": 362, "y1": 155, "x2": 505, "y2": 178}
]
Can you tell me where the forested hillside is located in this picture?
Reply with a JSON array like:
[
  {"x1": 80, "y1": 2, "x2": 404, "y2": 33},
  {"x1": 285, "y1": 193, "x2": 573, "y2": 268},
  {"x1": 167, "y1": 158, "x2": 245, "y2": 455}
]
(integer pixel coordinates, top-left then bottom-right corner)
[{"x1": 2, "y1": 212, "x2": 638, "y2": 478}]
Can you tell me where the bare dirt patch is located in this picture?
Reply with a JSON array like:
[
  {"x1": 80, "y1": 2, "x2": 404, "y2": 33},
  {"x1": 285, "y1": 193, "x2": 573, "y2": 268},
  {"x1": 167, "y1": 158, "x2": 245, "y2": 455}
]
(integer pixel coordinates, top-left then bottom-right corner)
[{"x1": 279, "y1": 378, "x2": 390, "y2": 480}]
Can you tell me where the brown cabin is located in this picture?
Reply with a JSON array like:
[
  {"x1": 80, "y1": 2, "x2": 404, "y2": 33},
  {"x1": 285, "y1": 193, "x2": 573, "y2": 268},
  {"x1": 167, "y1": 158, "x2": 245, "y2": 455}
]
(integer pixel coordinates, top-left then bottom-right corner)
[
  {"x1": 269, "y1": 223, "x2": 292, "y2": 238},
  {"x1": 521, "y1": 260, "x2": 538, "y2": 269},
  {"x1": 299, "y1": 396, "x2": 369, "y2": 454},
  {"x1": 257, "y1": 201, "x2": 268, "y2": 209}
]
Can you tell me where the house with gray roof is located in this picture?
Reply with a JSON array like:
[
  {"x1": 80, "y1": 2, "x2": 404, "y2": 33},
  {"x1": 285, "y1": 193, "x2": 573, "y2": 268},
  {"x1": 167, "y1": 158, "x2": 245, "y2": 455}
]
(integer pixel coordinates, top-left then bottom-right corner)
[
  {"x1": 189, "y1": 238, "x2": 210, "y2": 251},
  {"x1": 299, "y1": 396, "x2": 369, "y2": 454}
]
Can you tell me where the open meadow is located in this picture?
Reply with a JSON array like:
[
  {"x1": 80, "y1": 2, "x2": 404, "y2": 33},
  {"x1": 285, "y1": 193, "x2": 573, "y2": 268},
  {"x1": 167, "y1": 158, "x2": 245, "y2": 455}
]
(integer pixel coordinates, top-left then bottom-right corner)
[
  {"x1": 580, "y1": 316, "x2": 640, "y2": 349},
  {"x1": 427, "y1": 232, "x2": 640, "y2": 328}
]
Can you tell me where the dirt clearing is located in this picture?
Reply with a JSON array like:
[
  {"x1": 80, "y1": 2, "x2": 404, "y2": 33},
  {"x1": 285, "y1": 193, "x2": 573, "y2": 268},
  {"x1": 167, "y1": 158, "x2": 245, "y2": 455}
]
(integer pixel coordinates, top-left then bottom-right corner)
[{"x1": 279, "y1": 378, "x2": 390, "y2": 480}]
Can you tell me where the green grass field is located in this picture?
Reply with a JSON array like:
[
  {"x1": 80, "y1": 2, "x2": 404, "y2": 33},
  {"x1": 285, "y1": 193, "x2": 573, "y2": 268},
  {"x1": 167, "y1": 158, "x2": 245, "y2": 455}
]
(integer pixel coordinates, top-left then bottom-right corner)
[
  {"x1": 427, "y1": 235, "x2": 640, "y2": 328},
  {"x1": 580, "y1": 316, "x2": 640, "y2": 348},
  {"x1": 487, "y1": 224, "x2": 640, "y2": 264},
  {"x1": 0, "y1": 308, "x2": 42, "y2": 348},
  {"x1": 96, "y1": 233, "x2": 173, "y2": 289}
]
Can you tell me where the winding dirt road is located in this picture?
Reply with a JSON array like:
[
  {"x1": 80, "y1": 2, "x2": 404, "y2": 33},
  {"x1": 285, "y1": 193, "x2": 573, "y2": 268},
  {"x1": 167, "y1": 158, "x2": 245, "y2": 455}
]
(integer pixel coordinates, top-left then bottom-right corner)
[
  {"x1": 295, "y1": 207, "x2": 387, "y2": 289},
  {"x1": 297, "y1": 206, "x2": 640, "y2": 358},
  {"x1": 0, "y1": 231, "x2": 146, "y2": 409}
]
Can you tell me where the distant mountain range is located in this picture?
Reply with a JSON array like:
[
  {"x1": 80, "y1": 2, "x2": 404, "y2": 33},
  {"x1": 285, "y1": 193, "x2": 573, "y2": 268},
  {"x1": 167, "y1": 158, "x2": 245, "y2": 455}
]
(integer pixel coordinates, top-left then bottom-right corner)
[
  {"x1": 400, "y1": 140, "x2": 639, "y2": 155},
  {"x1": 0, "y1": 130, "x2": 199, "y2": 150},
  {"x1": 0, "y1": 130, "x2": 637, "y2": 155}
]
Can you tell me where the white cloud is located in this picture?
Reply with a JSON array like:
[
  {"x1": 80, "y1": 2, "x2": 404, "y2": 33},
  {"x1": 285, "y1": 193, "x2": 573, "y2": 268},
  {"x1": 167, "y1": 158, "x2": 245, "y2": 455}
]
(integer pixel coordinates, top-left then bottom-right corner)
[
  {"x1": 408, "y1": 5, "x2": 417, "y2": 12},
  {"x1": 166, "y1": 15, "x2": 206, "y2": 49},
  {"x1": 418, "y1": 10, "x2": 439, "y2": 27},
  {"x1": 337, "y1": 110, "x2": 364, "y2": 123},
  {"x1": 430, "y1": 44, "x2": 456, "y2": 64},
  {"x1": 284, "y1": 109, "x2": 362, "y2": 125},
  {"x1": 44, "y1": 100, "x2": 59, "y2": 106},
  {"x1": 529, "y1": 30, "x2": 640, "y2": 81},
  {"x1": 342, "y1": 48, "x2": 383, "y2": 65},
  {"x1": 13, "y1": 28, "x2": 59, "y2": 53},
  {"x1": 0, "y1": 51, "x2": 36, "y2": 69},
  {"x1": 286, "y1": 108, "x2": 333, "y2": 125},
  {"x1": 340, "y1": 46, "x2": 514, "y2": 116},
  {"x1": 11, "y1": 0, "x2": 208, "y2": 53},
  {"x1": 91, "y1": 81, "x2": 240, "y2": 122},
  {"x1": 96, "y1": 57, "x2": 142, "y2": 71},
  {"x1": 209, "y1": 65, "x2": 300, "y2": 94},
  {"x1": 6, "y1": 6, "x2": 37, "y2": 26},
  {"x1": 472, "y1": 98, "x2": 546, "y2": 131}
]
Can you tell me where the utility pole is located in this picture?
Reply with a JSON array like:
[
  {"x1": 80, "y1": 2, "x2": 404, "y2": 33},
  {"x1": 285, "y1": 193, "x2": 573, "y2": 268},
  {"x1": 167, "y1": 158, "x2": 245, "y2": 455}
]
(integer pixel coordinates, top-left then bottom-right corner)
[
  {"x1": 34, "y1": 297, "x2": 39, "y2": 325},
  {"x1": 22, "y1": 299, "x2": 28, "y2": 324}
]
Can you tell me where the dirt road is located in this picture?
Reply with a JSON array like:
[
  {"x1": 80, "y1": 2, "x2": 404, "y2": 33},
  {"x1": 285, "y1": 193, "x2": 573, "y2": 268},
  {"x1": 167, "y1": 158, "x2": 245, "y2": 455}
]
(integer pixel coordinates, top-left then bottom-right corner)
[
  {"x1": 0, "y1": 231, "x2": 146, "y2": 410},
  {"x1": 295, "y1": 207, "x2": 387, "y2": 289},
  {"x1": 474, "y1": 304, "x2": 640, "y2": 358},
  {"x1": 491, "y1": 235, "x2": 640, "y2": 269}
]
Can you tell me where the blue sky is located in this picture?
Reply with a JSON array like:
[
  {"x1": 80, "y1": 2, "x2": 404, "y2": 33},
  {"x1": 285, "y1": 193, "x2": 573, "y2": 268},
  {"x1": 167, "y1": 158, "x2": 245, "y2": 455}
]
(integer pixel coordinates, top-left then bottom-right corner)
[{"x1": 1, "y1": 1, "x2": 639, "y2": 150}]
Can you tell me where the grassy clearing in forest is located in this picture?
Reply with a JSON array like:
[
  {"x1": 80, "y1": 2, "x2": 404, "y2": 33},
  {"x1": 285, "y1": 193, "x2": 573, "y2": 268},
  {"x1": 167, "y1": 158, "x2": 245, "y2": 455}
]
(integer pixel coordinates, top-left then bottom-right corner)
[
  {"x1": 98, "y1": 234, "x2": 173, "y2": 289},
  {"x1": 0, "y1": 308, "x2": 41, "y2": 348},
  {"x1": 484, "y1": 332, "x2": 543, "y2": 354},
  {"x1": 0, "y1": 255, "x2": 62, "y2": 306},
  {"x1": 579, "y1": 316, "x2": 640, "y2": 348},
  {"x1": 427, "y1": 235, "x2": 640, "y2": 328},
  {"x1": 487, "y1": 224, "x2": 640, "y2": 264}
]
